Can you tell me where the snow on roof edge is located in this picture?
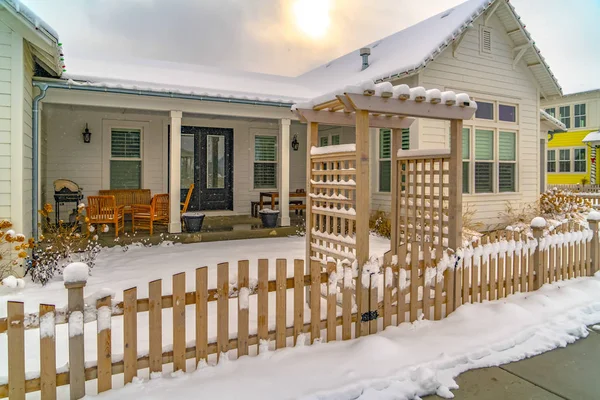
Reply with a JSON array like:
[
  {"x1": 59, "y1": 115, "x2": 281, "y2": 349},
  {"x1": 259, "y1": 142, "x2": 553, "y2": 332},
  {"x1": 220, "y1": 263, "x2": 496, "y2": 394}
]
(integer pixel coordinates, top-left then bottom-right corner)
[
  {"x1": 1, "y1": 0, "x2": 59, "y2": 41},
  {"x1": 540, "y1": 109, "x2": 566, "y2": 131}
]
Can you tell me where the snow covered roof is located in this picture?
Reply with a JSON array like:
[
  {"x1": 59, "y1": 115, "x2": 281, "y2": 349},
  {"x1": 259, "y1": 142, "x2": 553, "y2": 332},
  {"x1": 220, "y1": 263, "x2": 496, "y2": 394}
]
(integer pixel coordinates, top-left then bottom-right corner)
[
  {"x1": 0, "y1": 0, "x2": 59, "y2": 41},
  {"x1": 540, "y1": 109, "x2": 566, "y2": 132},
  {"x1": 62, "y1": 58, "x2": 317, "y2": 105},
  {"x1": 298, "y1": 0, "x2": 562, "y2": 97},
  {"x1": 582, "y1": 131, "x2": 600, "y2": 146}
]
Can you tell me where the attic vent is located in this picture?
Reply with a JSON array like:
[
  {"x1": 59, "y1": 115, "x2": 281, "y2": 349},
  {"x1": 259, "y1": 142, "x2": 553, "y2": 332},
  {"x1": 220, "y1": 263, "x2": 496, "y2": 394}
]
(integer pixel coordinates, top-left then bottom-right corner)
[
  {"x1": 480, "y1": 26, "x2": 492, "y2": 54},
  {"x1": 441, "y1": 9, "x2": 454, "y2": 19}
]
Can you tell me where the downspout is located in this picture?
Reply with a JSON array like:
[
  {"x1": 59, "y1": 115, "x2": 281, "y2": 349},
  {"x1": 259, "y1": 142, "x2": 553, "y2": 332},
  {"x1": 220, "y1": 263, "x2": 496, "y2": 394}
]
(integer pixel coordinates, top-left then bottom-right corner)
[{"x1": 32, "y1": 83, "x2": 48, "y2": 240}]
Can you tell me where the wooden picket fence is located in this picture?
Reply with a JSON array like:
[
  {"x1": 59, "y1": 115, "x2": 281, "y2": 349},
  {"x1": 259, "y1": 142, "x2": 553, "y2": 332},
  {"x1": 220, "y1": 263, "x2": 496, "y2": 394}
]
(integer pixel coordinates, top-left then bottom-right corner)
[{"x1": 1, "y1": 220, "x2": 599, "y2": 399}]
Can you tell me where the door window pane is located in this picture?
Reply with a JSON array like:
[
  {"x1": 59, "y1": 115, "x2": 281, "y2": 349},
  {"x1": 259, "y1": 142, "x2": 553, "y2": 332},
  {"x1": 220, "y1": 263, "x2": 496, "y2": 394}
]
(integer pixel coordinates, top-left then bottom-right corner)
[
  {"x1": 499, "y1": 164, "x2": 515, "y2": 192},
  {"x1": 463, "y1": 161, "x2": 469, "y2": 193},
  {"x1": 475, "y1": 162, "x2": 493, "y2": 193},
  {"x1": 254, "y1": 135, "x2": 277, "y2": 189},
  {"x1": 110, "y1": 160, "x2": 141, "y2": 189},
  {"x1": 181, "y1": 134, "x2": 195, "y2": 189},
  {"x1": 499, "y1": 104, "x2": 516, "y2": 122},
  {"x1": 475, "y1": 101, "x2": 494, "y2": 120},
  {"x1": 206, "y1": 135, "x2": 225, "y2": 189},
  {"x1": 559, "y1": 149, "x2": 571, "y2": 172},
  {"x1": 475, "y1": 129, "x2": 494, "y2": 160},
  {"x1": 574, "y1": 148, "x2": 586, "y2": 172}
]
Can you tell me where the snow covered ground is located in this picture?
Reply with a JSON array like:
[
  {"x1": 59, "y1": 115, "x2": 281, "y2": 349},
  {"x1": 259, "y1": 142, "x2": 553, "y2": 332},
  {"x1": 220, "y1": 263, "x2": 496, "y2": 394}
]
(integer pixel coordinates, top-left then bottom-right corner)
[{"x1": 91, "y1": 274, "x2": 600, "y2": 400}]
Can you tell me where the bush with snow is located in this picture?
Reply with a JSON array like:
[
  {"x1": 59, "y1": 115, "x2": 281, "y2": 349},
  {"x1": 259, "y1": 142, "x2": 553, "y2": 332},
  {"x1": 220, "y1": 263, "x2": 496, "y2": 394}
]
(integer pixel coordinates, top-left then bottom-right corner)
[{"x1": 0, "y1": 219, "x2": 33, "y2": 280}]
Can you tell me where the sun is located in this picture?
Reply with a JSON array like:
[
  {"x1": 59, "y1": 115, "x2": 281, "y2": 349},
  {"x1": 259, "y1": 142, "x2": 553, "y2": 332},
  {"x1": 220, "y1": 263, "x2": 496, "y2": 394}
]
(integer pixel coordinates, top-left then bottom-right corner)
[{"x1": 293, "y1": 0, "x2": 331, "y2": 39}]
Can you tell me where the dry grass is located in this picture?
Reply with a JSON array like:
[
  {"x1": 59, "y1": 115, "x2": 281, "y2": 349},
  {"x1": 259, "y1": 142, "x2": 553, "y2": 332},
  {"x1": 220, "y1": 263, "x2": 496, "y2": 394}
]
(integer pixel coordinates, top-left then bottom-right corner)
[
  {"x1": 369, "y1": 210, "x2": 391, "y2": 238},
  {"x1": 462, "y1": 203, "x2": 484, "y2": 232}
]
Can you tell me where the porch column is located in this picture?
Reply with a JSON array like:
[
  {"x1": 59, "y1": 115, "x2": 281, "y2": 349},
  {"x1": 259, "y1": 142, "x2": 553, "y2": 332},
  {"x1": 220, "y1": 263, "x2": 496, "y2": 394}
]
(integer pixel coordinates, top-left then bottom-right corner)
[
  {"x1": 280, "y1": 119, "x2": 291, "y2": 226},
  {"x1": 448, "y1": 119, "x2": 463, "y2": 250},
  {"x1": 169, "y1": 111, "x2": 182, "y2": 233}
]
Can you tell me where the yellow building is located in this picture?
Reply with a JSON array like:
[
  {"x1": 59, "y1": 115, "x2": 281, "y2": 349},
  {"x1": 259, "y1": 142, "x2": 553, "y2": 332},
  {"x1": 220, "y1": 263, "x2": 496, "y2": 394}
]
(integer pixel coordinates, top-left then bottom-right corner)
[{"x1": 543, "y1": 89, "x2": 600, "y2": 185}]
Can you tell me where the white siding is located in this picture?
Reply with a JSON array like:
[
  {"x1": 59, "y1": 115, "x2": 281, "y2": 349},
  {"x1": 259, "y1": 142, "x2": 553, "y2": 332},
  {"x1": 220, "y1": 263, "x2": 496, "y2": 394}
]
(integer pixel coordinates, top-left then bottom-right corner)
[
  {"x1": 42, "y1": 105, "x2": 305, "y2": 216},
  {"x1": 22, "y1": 42, "x2": 33, "y2": 237},
  {"x1": 0, "y1": 20, "x2": 11, "y2": 221},
  {"x1": 368, "y1": 14, "x2": 541, "y2": 228}
]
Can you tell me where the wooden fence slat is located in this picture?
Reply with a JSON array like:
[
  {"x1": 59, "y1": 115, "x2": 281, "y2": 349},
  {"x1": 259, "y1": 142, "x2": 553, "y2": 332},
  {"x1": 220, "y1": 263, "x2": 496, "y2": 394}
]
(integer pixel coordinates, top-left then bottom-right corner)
[
  {"x1": 196, "y1": 267, "x2": 208, "y2": 363},
  {"x1": 528, "y1": 244, "x2": 535, "y2": 291},
  {"x1": 506, "y1": 239, "x2": 513, "y2": 297},
  {"x1": 481, "y1": 241, "x2": 489, "y2": 302},
  {"x1": 462, "y1": 255, "x2": 469, "y2": 304},
  {"x1": 410, "y1": 243, "x2": 419, "y2": 322},
  {"x1": 549, "y1": 245, "x2": 556, "y2": 285},
  {"x1": 342, "y1": 266, "x2": 352, "y2": 340},
  {"x1": 490, "y1": 252, "x2": 497, "y2": 301},
  {"x1": 149, "y1": 280, "x2": 163, "y2": 374},
  {"x1": 257, "y1": 259, "x2": 269, "y2": 350},
  {"x1": 472, "y1": 245, "x2": 479, "y2": 303},
  {"x1": 369, "y1": 271, "x2": 378, "y2": 334},
  {"x1": 498, "y1": 253, "x2": 505, "y2": 299},
  {"x1": 326, "y1": 261, "x2": 337, "y2": 342},
  {"x1": 383, "y1": 266, "x2": 392, "y2": 328},
  {"x1": 238, "y1": 260, "x2": 250, "y2": 357},
  {"x1": 123, "y1": 287, "x2": 138, "y2": 385},
  {"x1": 96, "y1": 297, "x2": 112, "y2": 394},
  {"x1": 445, "y1": 250, "x2": 455, "y2": 316},
  {"x1": 562, "y1": 226, "x2": 569, "y2": 279},
  {"x1": 397, "y1": 245, "x2": 407, "y2": 324},
  {"x1": 434, "y1": 263, "x2": 443, "y2": 320},
  {"x1": 276, "y1": 259, "x2": 287, "y2": 349},
  {"x1": 293, "y1": 260, "x2": 304, "y2": 345},
  {"x1": 173, "y1": 272, "x2": 186, "y2": 371},
  {"x1": 422, "y1": 245, "x2": 432, "y2": 320},
  {"x1": 66, "y1": 282, "x2": 85, "y2": 400},
  {"x1": 7, "y1": 301, "x2": 25, "y2": 400},
  {"x1": 39, "y1": 304, "x2": 57, "y2": 400},
  {"x1": 586, "y1": 232, "x2": 592, "y2": 276},
  {"x1": 217, "y1": 263, "x2": 229, "y2": 360},
  {"x1": 514, "y1": 234, "x2": 521, "y2": 291},
  {"x1": 453, "y1": 259, "x2": 462, "y2": 310},
  {"x1": 310, "y1": 260, "x2": 321, "y2": 343}
]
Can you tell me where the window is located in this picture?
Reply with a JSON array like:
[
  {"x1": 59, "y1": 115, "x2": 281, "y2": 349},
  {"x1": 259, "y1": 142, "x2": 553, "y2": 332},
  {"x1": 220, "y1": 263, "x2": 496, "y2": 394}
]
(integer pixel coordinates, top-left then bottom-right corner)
[
  {"x1": 574, "y1": 104, "x2": 586, "y2": 128},
  {"x1": 547, "y1": 150, "x2": 556, "y2": 173},
  {"x1": 110, "y1": 129, "x2": 141, "y2": 189},
  {"x1": 545, "y1": 108, "x2": 556, "y2": 118},
  {"x1": 498, "y1": 131, "x2": 516, "y2": 192},
  {"x1": 462, "y1": 128, "x2": 470, "y2": 194},
  {"x1": 319, "y1": 136, "x2": 328, "y2": 147},
  {"x1": 475, "y1": 101, "x2": 494, "y2": 120},
  {"x1": 378, "y1": 129, "x2": 409, "y2": 192},
  {"x1": 480, "y1": 26, "x2": 492, "y2": 54},
  {"x1": 331, "y1": 135, "x2": 340, "y2": 145},
  {"x1": 559, "y1": 149, "x2": 571, "y2": 172},
  {"x1": 559, "y1": 106, "x2": 571, "y2": 129},
  {"x1": 254, "y1": 135, "x2": 277, "y2": 189},
  {"x1": 499, "y1": 104, "x2": 516, "y2": 122},
  {"x1": 574, "y1": 148, "x2": 586, "y2": 172},
  {"x1": 474, "y1": 129, "x2": 494, "y2": 193}
]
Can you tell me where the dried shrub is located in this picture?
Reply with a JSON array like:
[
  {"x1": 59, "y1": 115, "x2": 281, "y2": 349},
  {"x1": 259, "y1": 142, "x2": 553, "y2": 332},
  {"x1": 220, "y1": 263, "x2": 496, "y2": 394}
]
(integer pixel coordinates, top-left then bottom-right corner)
[
  {"x1": 369, "y1": 210, "x2": 391, "y2": 238},
  {"x1": 539, "y1": 188, "x2": 591, "y2": 219},
  {"x1": 462, "y1": 203, "x2": 484, "y2": 232},
  {"x1": 0, "y1": 220, "x2": 32, "y2": 279},
  {"x1": 500, "y1": 200, "x2": 541, "y2": 227}
]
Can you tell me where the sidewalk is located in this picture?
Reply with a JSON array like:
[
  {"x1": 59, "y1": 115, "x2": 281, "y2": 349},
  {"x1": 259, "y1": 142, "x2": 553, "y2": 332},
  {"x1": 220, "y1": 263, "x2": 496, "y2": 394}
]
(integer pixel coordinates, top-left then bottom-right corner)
[{"x1": 426, "y1": 326, "x2": 600, "y2": 399}]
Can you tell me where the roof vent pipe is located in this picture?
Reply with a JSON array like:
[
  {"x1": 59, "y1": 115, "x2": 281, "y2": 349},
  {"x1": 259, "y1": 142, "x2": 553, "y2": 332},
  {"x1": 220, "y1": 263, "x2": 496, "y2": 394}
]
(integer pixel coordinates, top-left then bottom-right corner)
[{"x1": 360, "y1": 47, "x2": 371, "y2": 70}]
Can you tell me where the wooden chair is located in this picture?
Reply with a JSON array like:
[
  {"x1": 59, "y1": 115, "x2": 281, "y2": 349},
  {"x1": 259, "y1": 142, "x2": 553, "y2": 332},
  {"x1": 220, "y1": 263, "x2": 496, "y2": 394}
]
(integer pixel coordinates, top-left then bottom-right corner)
[
  {"x1": 132, "y1": 194, "x2": 169, "y2": 235},
  {"x1": 181, "y1": 183, "x2": 194, "y2": 214},
  {"x1": 87, "y1": 196, "x2": 125, "y2": 238}
]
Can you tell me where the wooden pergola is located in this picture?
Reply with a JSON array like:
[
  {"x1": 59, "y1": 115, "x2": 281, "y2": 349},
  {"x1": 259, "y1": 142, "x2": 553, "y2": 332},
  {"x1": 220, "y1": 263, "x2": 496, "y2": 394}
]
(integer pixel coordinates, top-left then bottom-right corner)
[{"x1": 293, "y1": 82, "x2": 478, "y2": 267}]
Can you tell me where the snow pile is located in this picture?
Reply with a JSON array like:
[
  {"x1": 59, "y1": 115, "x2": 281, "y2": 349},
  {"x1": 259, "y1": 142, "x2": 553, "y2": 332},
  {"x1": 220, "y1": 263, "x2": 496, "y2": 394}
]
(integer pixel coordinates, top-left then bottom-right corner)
[
  {"x1": 587, "y1": 210, "x2": 600, "y2": 221},
  {"x1": 63, "y1": 262, "x2": 90, "y2": 284},
  {"x1": 39, "y1": 311, "x2": 55, "y2": 339},
  {"x1": 91, "y1": 275, "x2": 600, "y2": 400},
  {"x1": 68, "y1": 311, "x2": 84, "y2": 337},
  {"x1": 310, "y1": 144, "x2": 356, "y2": 156},
  {"x1": 1, "y1": 276, "x2": 25, "y2": 289},
  {"x1": 530, "y1": 216, "x2": 547, "y2": 228}
]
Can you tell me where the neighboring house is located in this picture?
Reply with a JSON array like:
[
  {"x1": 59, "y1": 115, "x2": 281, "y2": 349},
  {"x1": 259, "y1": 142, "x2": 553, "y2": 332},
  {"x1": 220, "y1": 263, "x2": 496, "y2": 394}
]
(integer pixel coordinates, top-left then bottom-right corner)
[
  {"x1": 0, "y1": 0, "x2": 569, "y2": 238},
  {"x1": 543, "y1": 89, "x2": 600, "y2": 185}
]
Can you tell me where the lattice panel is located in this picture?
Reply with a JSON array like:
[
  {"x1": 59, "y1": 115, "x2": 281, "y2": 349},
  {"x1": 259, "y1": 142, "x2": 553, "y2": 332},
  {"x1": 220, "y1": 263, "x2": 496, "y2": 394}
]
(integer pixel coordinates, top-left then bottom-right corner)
[
  {"x1": 396, "y1": 156, "x2": 450, "y2": 249},
  {"x1": 308, "y1": 151, "x2": 357, "y2": 263}
]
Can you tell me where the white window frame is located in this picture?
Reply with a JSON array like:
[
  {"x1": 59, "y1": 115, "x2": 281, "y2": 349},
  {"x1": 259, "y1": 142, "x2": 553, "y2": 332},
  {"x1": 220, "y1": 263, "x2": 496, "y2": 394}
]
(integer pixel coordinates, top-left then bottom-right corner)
[
  {"x1": 545, "y1": 107, "x2": 556, "y2": 118},
  {"x1": 574, "y1": 147, "x2": 587, "y2": 173},
  {"x1": 549, "y1": 147, "x2": 587, "y2": 174},
  {"x1": 574, "y1": 103, "x2": 586, "y2": 128},
  {"x1": 377, "y1": 129, "x2": 391, "y2": 193},
  {"x1": 473, "y1": 99, "x2": 518, "y2": 125},
  {"x1": 251, "y1": 131, "x2": 278, "y2": 191},
  {"x1": 547, "y1": 149, "x2": 556, "y2": 173},
  {"x1": 319, "y1": 132, "x2": 341, "y2": 147},
  {"x1": 559, "y1": 105, "x2": 571, "y2": 129},
  {"x1": 558, "y1": 148, "x2": 571, "y2": 173},
  {"x1": 102, "y1": 119, "x2": 149, "y2": 190}
]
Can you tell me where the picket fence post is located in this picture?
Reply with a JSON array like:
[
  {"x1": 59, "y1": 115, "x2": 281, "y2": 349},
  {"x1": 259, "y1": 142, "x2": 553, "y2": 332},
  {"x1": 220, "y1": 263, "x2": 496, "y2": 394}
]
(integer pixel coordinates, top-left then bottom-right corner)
[
  {"x1": 531, "y1": 218, "x2": 545, "y2": 291},
  {"x1": 65, "y1": 279, "x2": 86, "y2": 400},
  {"x1": 588, "y1": 215, "x2": 600, "y2": 274}
]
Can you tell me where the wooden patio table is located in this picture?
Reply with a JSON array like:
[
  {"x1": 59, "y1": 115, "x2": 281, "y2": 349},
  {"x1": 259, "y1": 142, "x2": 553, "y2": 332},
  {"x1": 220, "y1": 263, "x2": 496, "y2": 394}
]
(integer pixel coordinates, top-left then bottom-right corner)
[{"x1": 259, "y1": 191, "x2": 306, "y2": 211}]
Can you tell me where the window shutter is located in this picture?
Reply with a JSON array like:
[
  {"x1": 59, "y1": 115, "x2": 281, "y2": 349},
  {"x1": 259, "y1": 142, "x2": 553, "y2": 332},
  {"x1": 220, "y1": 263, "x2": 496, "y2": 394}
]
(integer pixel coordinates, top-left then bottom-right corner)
[
  {"x1": 255, "y1": 136, "x2": 277, "y2": 161},
  {"x1": 379, "y1": 129, "x2": 391, "y2": 158},
  {"x1": 475, "y1": 129, "x2": 494, "y2": 160},
  {"x1": 481, "y1": 27, "x2": 492, "y2": 53},
  {"x1": 111, "y1": 129, "x2": 141, "y2": 158},
  {"x1": 401, "y1": 128, "x2": 410, "y2": 150},
  {"x1": 379, "y1": 161, "x2": 391, "y2": 192},
  {"x1": 499, "y1": 131, "x2": 516, "y2": 161},
  {"x1": 320, "y1": 137, "x2": 329, "y2": 147}
]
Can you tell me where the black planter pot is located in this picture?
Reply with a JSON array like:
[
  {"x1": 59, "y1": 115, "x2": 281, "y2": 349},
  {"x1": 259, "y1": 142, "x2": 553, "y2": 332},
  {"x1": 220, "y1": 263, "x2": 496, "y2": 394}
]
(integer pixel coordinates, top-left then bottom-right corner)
[
  {"x1": 259, "y1": 210, "x2": 279, "y2": 228},
  {"x1": 182, "y1": 212, "x2": 205, "y2": 232}
]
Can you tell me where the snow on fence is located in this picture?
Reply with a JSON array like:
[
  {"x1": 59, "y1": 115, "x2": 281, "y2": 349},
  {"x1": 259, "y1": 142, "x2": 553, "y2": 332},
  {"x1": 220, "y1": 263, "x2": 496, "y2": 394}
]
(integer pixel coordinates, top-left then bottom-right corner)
[
  {"x1": 1, "y1": 219, "x2": 599, "y2": 399},
  {"x1": 551, "y1": 184, "x2": 600, "y2": 193}
]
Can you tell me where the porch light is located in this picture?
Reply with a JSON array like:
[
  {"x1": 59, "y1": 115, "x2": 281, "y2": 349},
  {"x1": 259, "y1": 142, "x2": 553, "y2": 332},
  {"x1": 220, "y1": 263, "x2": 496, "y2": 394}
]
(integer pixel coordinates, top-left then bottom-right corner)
[
  {"x1": 82, "y1": 123, "x2": 92, "y2": 143},
  {"x1": 291, "y1": 134, "x2": 299, "y2": 151}
]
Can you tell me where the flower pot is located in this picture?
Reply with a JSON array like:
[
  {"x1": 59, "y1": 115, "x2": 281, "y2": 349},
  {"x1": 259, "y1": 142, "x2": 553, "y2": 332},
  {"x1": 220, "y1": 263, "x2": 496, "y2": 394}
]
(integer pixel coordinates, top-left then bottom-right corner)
[
  {"x1": 259, "y1": 209, "x2": 279, "y2": 228},
  {"x1": 182, "y1": 212, "x2": 205, "y2": 232}
]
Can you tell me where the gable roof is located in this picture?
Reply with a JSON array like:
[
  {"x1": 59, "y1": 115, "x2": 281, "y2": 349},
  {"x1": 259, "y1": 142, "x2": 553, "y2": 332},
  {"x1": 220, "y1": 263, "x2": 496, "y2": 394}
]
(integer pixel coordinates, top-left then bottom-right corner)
[
  {"x1": 298, "y1": 0, "x2": 562, "y2": 98},
  {"x1": 540, "y1": 109, "x2": 566, "y2": 132}
]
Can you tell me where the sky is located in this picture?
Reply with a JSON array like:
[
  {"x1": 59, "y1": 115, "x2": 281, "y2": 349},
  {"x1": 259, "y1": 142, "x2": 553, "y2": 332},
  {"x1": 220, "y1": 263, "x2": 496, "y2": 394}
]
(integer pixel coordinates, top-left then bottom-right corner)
[{"x1": 21, "y1": 0, "x2": 600, "y2": 94}]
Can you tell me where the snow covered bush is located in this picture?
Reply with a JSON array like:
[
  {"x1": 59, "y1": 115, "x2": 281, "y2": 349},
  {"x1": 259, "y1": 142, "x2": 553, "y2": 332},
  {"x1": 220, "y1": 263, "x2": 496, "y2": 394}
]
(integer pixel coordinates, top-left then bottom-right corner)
[
  {"x1": 539, "y1": 188, "x2": 591, "y2": 219},
  {"x1": 26, "y1": 203, "x2": 101, "y2": 285},
  {"x1": 0, "y1": 220, "x2": 33, "y2": 280}
]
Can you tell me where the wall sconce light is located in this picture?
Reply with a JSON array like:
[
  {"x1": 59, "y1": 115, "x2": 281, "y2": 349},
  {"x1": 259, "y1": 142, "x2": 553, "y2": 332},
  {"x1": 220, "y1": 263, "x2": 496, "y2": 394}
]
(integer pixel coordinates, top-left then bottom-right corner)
[
  {"x1": 82, "y1": 123, "x2": 92, "y2": 143},
  {"x1": 291, "y1": 134, "x2": 299, "y2": 151}
]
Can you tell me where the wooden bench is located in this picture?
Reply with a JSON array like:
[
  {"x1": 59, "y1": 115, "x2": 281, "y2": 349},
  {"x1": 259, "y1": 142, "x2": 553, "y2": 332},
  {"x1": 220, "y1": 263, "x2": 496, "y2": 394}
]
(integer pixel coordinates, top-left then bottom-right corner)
[
  {"x1": 251, "y1": 200, "x2": 304, "y2": 217},
  {"x1": 99, "y1": 189, "x2": 152, "y2": 217}
]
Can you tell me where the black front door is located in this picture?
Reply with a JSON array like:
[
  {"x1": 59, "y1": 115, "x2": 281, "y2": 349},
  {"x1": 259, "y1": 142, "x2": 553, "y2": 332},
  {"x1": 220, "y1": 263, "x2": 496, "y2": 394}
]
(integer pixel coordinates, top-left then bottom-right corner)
[{"x1": 180, "y1": 126, "x2": 234, "y2": 211}]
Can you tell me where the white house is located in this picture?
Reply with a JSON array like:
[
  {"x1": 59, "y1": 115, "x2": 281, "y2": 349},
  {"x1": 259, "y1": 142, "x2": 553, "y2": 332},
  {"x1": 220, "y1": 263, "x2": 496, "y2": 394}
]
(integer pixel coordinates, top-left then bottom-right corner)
[{"x1": 0, "y1": 0, "x2": 568, "y2": 238}]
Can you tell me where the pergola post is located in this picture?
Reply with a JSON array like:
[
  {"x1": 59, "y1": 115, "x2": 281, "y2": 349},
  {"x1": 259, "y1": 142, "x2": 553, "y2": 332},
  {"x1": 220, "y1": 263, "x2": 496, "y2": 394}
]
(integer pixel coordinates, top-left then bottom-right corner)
[
  {"x1": 169, "y1": 110, "x2": 183, "y2": 233},
  {"x1": 448, "y1": 119, "x2": 463, "y2": 250},
  {"x1": 390, "y1": 128, "x2": 402, "y2": 255},
  {"x1": 305, "y1": 122, "x2": 318, "y2": 301},
  {"x1": 355, "y1": 110, "x2": 370, "y2": 267},
  {"x1": 279, "y1": 118, "x2": 291, "y2": 227}
]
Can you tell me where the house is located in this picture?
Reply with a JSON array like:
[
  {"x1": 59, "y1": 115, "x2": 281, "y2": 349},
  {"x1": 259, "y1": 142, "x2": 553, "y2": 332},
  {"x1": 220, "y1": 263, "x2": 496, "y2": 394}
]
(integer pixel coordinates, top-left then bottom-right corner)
[
  {"x1": 542, "y1": 89, "x2": 600, "y2": 185},
  {"x1": 0, "y1": 0, "x2": 568, "y2": 239}
]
